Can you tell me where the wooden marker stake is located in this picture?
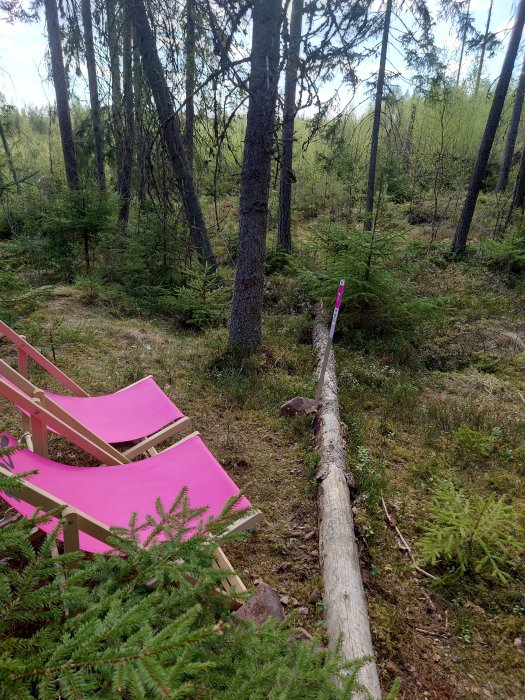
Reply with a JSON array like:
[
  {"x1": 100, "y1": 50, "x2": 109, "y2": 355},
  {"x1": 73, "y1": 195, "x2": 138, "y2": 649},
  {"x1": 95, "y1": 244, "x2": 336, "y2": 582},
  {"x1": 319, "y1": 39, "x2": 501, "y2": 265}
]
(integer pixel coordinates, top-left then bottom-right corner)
[{"x1": 315, "y1": 279, "x2": 345, "y2": 405}]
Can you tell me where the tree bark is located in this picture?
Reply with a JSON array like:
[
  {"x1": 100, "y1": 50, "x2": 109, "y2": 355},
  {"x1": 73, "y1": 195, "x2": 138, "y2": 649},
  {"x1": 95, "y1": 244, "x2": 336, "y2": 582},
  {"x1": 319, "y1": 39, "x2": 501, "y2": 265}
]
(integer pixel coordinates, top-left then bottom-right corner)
[
  {"x1": 452, "y1": 0, "x2": 525, "y2": 255},
  {"x1": 228, "y1": 0, "x2": 282, "y2": 352},
  {"x1": 277, "y1": 0, "x2": 303, "y2": 253},
  {"x1": 81, "y1": 0, "x2": 105, "y2": 192},
  {"x1": 313, "y1": 304, "x2": 381, "y2": 700},
  {"x1": 495, "y1": 52, "x2": 525, "y2": 193},
  {"x1": 127, "y1": 0, "x2": 217, "y2": 270},
  {"x1": 0, "y1": 117, "x2": 19, "y2": 191},
  {"x1": 118, "y1": 11, "x2": 134, "y2": 224},
  {"x1": 512, "y1": 146, "x2": 525, "y2": 210},
  {"x1": 474, "y1": 0, "x2": 493, "y2": 95},
  {"x1": 106, "y1": 0, "x2": 124, "y2": 181},
  {"x1": 44, "y1": 0, "x2": 80, "y2": 190},
  {"x1": 364, "y1": 0, "x2": 392, "y2": 232},
  {"x1": 184, "y1": 0, "x2": 196, "y2": 170}
]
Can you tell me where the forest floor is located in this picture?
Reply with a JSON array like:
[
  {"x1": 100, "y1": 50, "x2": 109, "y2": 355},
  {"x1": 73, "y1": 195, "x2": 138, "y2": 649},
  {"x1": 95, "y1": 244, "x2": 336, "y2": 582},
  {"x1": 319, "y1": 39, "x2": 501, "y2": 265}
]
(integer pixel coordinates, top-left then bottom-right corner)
[{"x1": 1, "y1": 235, "x2": 525, "y2": 699}]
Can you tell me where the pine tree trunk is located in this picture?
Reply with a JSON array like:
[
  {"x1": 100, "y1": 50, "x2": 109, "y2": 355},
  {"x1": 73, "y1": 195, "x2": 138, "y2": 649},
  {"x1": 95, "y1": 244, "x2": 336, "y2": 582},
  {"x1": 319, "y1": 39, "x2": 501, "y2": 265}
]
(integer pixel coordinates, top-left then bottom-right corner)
[
  {"x1": 44, "y1": 0, "x2": 80, "y2": 190},
  {"x1": 456, "y1": 0, "x2": 471, "y2": 87},
  {"x1": 127, "y1": 0, "x2": 217, "y2": 271},
  {"x1": 81, "y1": 0, "x2": 105, "y2": 192},
  {"x1": 118, "y1": 12, "x2": 134, "y2": 224},
  {"x1": 184, "y1": 0, "x2": 196, "y2": 170},
  {"x1": 0, "y1": 117, "x2": 19, "y2": 190},
  {"x1": 133, "y1": 30, "x2": 147, "y2": 203},
  {"x1": 495, "y1": 52, "x2": 525, "y2": 193},
  {"x1": 512, "y1": 146, "x2": 525, "y2": 210},
  {"x1": 228, "y1": 0, "x2": 282, "y2": 352},
  {"x1": 364, "y1": 0, "x2": 392, "y2": 231},
  {"x1": 277, "y1": 0, "x2": 303, "y2": 253},
  {"x1": 106, "y1": 0, "x2": 123, "y2": 181},
  {"x1": 474, "y1": 0, "x2": 493, "y2": 95},
  {"x1": 452, "y1": 0, "x2": 525, "y2": 254}
]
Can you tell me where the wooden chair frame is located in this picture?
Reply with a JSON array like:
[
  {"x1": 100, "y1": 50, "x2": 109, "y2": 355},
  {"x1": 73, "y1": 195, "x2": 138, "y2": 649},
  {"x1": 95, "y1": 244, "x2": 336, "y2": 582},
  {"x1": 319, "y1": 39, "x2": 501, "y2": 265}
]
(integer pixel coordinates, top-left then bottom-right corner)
[
  {"x1": 0, "y1": 458, "x2": 262, "y2": 596},
  {"x1": 0, "y1": 321, "x2": 191, "y2": 456}
]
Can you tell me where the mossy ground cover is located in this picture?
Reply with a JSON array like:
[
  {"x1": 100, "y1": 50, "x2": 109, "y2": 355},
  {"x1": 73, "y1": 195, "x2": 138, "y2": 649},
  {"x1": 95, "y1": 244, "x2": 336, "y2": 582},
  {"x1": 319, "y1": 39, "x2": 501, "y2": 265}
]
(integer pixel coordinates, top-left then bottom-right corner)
[{"x1": 1, "y1": 229, "x2": 524, "y2": 698}]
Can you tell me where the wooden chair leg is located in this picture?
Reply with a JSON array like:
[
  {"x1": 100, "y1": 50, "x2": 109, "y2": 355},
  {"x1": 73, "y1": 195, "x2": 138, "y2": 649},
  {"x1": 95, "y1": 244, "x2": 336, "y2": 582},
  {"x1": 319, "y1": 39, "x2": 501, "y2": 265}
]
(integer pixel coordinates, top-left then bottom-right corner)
[
  {"x1": 62, "y1": 508, "x2": 80, "y2": 563},
  {"x1": 30, "y1": 400, "x2": 48, "y2": 458},
  {"x1": 213, "y1": 546, "x2": 247, "y2": 595}
]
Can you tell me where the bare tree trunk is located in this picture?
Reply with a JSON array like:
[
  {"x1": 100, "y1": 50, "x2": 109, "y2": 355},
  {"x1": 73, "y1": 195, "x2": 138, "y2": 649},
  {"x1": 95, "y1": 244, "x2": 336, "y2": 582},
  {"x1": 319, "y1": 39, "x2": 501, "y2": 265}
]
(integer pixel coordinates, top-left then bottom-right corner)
[
  {"x1": 474, "y1": 0, "x2": 493, "y2": 95},
  {"x1": 127, "y1": 0, "x2": 217, "y2": 270},
  {"x1": 81, "y1": 0, "x2": 105, "y2": 191},
  {"x1": 228, "y1": 0, "x2": 282, "y2": 352},
  {"x1": 455, "y1": 0, "x2": 471, "y2": 86},
  {"x1": 313, "y1": 304, "x2": 381, "y2": 700},
  {"x1": 512, "y1": 146, "x2": 525, "y2": 210},
  {"x1": 118, "y1": 12, "x2": 134, "y2": 224},
  {"x1": 132, "y1": 29, "x2": 147, "y2": 203},
  {"x1": 452, "y1": 0, "x2": 525, "y2": 255},
  {"x1": 106, "y1": 0, "x2": 123, "y2": 180},
  {"x1": 184, "y1": 0, "x2": 196, "y2": 170},
  {"x1": 495, "y1": 52, "x2": 525, "y2": 193},
  {"x1": 403, "y1": 101, "x2": 416, "y2": 169},
  {"x1": 0, "y1": 117, "x2": 19, "y2": 191},
  {"x1": 44, "y1": 0, "x2": 80, "y2": 190},
  {"x1": 364, "y1": 0, "x2": 392, "y2": 231},
  {"x1": 277, "y1": 0, "x2": 303, "y2": 253}
]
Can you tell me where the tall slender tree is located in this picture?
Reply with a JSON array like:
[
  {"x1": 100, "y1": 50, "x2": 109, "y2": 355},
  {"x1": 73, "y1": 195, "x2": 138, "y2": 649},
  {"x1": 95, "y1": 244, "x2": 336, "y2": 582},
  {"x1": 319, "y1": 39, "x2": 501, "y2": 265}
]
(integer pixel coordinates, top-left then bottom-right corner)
[
  {"x1": 228, "y1": 0, "x2": 282, "y2": 352},
  {"x1": 474, "y1": 0, "x2": 493, "y2": 94},
  {"x1": 364, "y1": 0, "x2": 392, "y2": 231},
  {"x1": 496, "y1": 51, "x2": 525, "y2": 193},
  {"x1": 277, "y1": 0, "x2": 303, "y2": 253},
  {"x1": 118, "y1": 10, "x2": 134, "y2": 223},
  {"x1": 43, "y1": 0, "x2": 80, "y2": 189},
  {"x1": 0, "y1": 112, "x2": 19, "y2": 190},
  {"x1": 453, "y1": 0, "x2": 525, "y2": 254},
  {"x1": 184, "y1": 0, "x2": 196, "y2": 170},
  {"x1": 127, "y1": 0, "x2": 217, "y2": 270},
  {"x1": 455, "y1": 0, "x2": 470, "y2": 86},
  {"x1": 81, "y1": 0, "x2": 105, "y2": 191}
]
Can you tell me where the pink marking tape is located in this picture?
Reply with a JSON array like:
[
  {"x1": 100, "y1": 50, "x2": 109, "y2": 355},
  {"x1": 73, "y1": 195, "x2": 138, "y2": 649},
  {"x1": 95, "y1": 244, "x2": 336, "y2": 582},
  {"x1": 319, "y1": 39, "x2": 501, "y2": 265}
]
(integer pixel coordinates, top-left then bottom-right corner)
[{"x1": 328, "y1": 279, "x2": 345, "y2": 339}]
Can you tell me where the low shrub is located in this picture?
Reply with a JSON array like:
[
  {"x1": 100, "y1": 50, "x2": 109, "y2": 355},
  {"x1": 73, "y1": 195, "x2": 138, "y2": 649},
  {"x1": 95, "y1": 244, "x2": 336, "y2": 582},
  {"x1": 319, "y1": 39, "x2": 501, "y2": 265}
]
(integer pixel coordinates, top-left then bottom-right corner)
[{"x1": 419, "y1": 478, "x2": 523, "y2": 583}]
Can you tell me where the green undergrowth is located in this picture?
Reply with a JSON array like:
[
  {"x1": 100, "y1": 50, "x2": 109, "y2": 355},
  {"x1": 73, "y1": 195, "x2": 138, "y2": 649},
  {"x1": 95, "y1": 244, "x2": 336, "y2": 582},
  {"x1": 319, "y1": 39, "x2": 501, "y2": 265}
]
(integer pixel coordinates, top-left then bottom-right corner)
[
  {"x1": 2, "y1": 222, "x2": 525, "y2": 696},
  {"x1": 0, "y1": 466, "x2": 371, "y2": 700}
]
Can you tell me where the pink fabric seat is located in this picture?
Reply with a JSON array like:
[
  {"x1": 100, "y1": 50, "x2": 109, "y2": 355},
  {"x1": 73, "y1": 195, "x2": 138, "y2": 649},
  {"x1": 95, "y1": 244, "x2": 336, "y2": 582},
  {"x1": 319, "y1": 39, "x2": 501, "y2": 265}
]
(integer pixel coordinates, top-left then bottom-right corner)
[
  {"x1": 44, "y1": 377, "x2": 185, "y2": 443},
  {"x1": 0, "y1": 432, "x2": 250, "y2": 554}
]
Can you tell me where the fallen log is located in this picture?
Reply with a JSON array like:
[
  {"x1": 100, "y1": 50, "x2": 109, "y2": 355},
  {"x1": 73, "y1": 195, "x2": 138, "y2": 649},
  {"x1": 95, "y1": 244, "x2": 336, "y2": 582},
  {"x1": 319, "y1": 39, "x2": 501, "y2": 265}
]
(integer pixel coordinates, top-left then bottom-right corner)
[{"x1": 313, "y1": 303, "x2": 381, "y2": 699}]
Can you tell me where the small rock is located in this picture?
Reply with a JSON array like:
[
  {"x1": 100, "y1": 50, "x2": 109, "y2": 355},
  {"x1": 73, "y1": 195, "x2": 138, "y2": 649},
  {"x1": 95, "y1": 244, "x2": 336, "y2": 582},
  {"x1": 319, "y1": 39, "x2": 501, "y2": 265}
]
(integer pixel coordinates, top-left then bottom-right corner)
[
  {"x1": 310, "y1": 549, "x2": 319, "y2": 558},
  {"x1": 307, "y1": 589, "x2": 321, "y2": 604},
  {"x1": 463, "y1": 600, "x2": 485, "y2": 615},
  {"x1": 385, "y1": 661, "x2": 398, "y2": 673},
  {"x1": 514, "y1": 637, "x2": 522, "y2": 648},
  {"x1": 288, "y1": 627, "x2": 313, "y2": 643},
  {"x1": 303, "y1": 530, "x2": 316, "y2": 541},
  {"x1": 296, "y1": 606, "x2": 309, "y2": 615},
  {"x1": 432, "y1": 654, "x2": 441, "y2": 663},
  {"x1": 280, "y1": 397, "x2": 318, "y2": 417},
  {"x1": 234, "y1": 583, "x2": 284, "y2": 626},
  {"x1": 280, "y1": 595, "x2": 290, "y2": 606}
]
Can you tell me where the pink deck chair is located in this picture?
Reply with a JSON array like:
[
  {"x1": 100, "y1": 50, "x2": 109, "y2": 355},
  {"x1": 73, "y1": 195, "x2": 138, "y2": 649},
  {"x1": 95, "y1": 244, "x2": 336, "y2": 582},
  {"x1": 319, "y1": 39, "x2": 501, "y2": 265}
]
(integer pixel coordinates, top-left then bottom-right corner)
[
  {"x1": 0, "y1": 320, "x2": 190, "y2": 459},
  {"x1": 0, "y1": 431, "x2": 262, "y2": 593}
]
